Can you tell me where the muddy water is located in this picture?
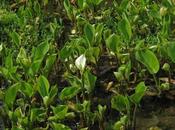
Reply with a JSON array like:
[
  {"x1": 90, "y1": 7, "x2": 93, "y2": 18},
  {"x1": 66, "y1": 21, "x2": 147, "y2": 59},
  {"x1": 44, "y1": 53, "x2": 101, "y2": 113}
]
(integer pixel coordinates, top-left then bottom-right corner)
[{"x1": 136, "y1": 98, "x2": 175, "y2": 130}]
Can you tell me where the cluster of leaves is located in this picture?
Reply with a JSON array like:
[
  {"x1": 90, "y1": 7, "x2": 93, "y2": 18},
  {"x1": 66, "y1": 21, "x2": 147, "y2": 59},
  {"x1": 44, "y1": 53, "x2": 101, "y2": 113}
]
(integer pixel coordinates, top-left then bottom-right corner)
[{"x1": 1, "y1": 0, "x2": 175, "y2": 130}]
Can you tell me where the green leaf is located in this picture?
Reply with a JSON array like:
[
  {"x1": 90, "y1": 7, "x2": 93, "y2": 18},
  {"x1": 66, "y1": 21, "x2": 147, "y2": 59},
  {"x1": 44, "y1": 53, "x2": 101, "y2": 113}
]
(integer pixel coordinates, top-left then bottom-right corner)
[
  {"x1": 20, "y1": 82, "x2": 33, "y2": 97},
  {"x1": 78, "y1": 0, "x2": 84, "y2": 8},
  {"x1": 37, "y1": 75, "x2": 50, "y2": 98},
  {"x1": 5, "y1": 53, "x2": 13, "y2": 69},
  {"x1": 83, "y1": 69, "x2": 97, "y2": 93},
  {"x1": 33, "y1": 41, "x2": 49, "y2": 62},
  {"x1": 136, "y1": 49, "x2": 160, "y2": 74},
  {"x1": 111, "y1": 95, "x2": 130, "y2": 112},
  {"x1": 64, "y1": 0, "x2": 72, "y2": 20},
  {"x1": 44, "y1": 54, "x2": 57, "y2": 76},
  {"x1": 85, "y1": 47, "x2": 100, "y2": 64},
  {"x1": 130, "y1": 82, "x2": 147, "y2": 104},
  {"x1": 49, "y1": 105, "x2": 68, "y2": 120},
  {"x1": 118, "y1": 14, "x2": 132, "y2": 41},
  {"x1": 10, "y1": 31, "x2": 21, "y2": 46},
  {"x1": 34, "y1": 1, "x2": 41, "y2": 15},
  {"x1": 106, "y1": 34, "x2": 120, "y2": 53},
  {"x1": 60, "y1": 46, "x2": 72, "y2": 61},
  {"x1": 52, "y1": 123, "x2": 71, "y2": 130},
  {"x1": 31, "y1": 41, "x2": 49, "y2": 74},
  {"x1": 120, "y1": 0, "x2": 130, "y2": 11},
  {"x1": 84, "y1": 23, "x2": 95, "y2": 45},
  {"x1": 167, "y1": 42, "x2": 175, "y2": 63},
  {"x1": 5, "y1": 83, "x2": 20, "y2": 109},
  {"x1": 30, "y1": 108, "x2": 46, "y2": 122},
  {"x1": 17, "y1": 47, "x2": 31, "y2": 68},
  {"x1": 60, "y1": 86, "x2": 80, "y2": 100},
  {"x1": 48, "y1": 85, "x2": 58, "y2": 105},
  {"x1": 93, "y1": 0, "x2": 103, "y2": 5},
  {"x1": 95, "y1": 23, "x2": 104, "y2": 45}
]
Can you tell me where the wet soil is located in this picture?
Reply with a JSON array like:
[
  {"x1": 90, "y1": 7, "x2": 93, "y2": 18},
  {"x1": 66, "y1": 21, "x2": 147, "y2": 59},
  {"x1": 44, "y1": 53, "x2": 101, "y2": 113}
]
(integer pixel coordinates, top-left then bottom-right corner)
[{"x1": 136, "y1": 96, "x2": 175, "y2": 130}]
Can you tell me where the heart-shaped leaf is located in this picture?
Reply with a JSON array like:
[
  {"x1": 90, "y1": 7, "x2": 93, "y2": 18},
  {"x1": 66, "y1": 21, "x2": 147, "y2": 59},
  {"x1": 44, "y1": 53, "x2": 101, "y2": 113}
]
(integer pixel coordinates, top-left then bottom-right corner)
[
  {"x1": 60, "y1": 86, "x2": 80, "y2": 100},
  {"x1": 136, "y1": 49, "x2": 160, "y2": 74}
]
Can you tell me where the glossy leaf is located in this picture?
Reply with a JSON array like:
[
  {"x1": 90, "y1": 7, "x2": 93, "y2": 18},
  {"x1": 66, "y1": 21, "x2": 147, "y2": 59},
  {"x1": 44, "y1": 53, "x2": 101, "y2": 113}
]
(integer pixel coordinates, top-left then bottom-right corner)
[
  {"x1": 31, "y1": 41, "x2": 49, "y2": 74},
  {"x1": 30, "y1": 108, "x2": 46, "y2": 122},
  {"x1": 106, "y1": 34, "x2": 120, "y2": 53},
  {"x1": 10, "y1": 31, "x2": 21, "y2": 46},
  {"x1": 167, "y1": 42, "x2": 175, "y2": 63},
  {"x1": 37, "y1": 75, "x2": 50, "y2": 98},
  {"x1": 118, "y1": 14, "x2": 132, "y2": 41},
  {"x1": 20, "y1": 82, "x2": 33, "y2": 97},
  {"x1": 83, "y1": 69, "x2": 97, "y2": 93},
  {"x1": 49, "y1": 105, "x2": 68, "y2": 120},
  {"x1": 111, "y1": 95, "x2": 130, "y2": 112},
  {"x1": 130, "y1": 82, "x2": 147, "y2": 104},
  {"x1": 84, "y1": 23, "x2": 95, "y2": 45},
  {"x1": 60, "y1": 86, "x2": 80, "y2": 100},
  {"x1": 52, "y1": 123, "x2": 71, "y2": 130},
  {"x1": 5, "y1": 83, "x2": 20, "y2": 108},
  {"x1": 44, "y1": 54, "x2": 57, "y2": 76},
  {"x1": 136, "y1": 49, "x2": 160, "y2": 74}
]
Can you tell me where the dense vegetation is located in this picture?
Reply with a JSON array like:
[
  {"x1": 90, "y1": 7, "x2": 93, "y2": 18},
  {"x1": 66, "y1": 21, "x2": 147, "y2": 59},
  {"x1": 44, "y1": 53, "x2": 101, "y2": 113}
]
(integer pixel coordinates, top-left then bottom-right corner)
[{"x1": 1, "y1": 0, "x2": 175, "y2": 130}]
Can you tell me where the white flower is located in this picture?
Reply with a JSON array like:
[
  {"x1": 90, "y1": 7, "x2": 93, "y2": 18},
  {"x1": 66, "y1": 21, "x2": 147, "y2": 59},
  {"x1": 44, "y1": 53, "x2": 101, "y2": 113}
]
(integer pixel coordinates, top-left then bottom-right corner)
[{"x1": 75, "y1": 54, "x2": 86, "y2": 72}]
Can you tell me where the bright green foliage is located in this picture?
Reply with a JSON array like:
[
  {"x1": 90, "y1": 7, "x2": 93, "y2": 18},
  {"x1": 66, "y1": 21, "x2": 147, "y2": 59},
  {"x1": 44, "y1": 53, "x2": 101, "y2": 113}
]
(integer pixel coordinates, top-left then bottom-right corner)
[
  {"x1": 130, "y1": 82, "x2": 147, "y2": 104},
  {"x1": 84, "y1": 23, "x2": 95, "y2": 46},
  {"x1": 111, "y1": 95, "x2": 130, "y2": 112},
  {"x1": 106, "y1": 34, "x2": 120, "y2": 53},
  {"x1": 1, "y1": 0, "x2": 175, "y2": 129},
  {"x1": 5, "y1": 83, "x2": 20, "y2": 109},
  {"x1": 136, "y1": 49, "x2": 160, "y2": 74},
  {"x1": 60, "y1": 86, "x2": 80, "y2": 100}
]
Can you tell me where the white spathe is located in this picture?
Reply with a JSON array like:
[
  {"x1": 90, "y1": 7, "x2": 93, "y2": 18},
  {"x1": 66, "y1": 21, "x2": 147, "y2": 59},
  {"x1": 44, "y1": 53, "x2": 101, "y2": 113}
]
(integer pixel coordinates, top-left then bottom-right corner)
[{"x1": 75, "y1": 54, "x2": 86, "y2": 72}]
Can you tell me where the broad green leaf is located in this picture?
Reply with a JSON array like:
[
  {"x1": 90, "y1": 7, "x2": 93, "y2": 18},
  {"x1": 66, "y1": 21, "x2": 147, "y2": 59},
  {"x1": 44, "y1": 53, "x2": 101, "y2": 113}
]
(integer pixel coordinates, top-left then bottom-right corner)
[
  {"x1": 136, "y1": 49, "x2": 160, "y2": 74},
  {"x1": 10, "y1": 31, "x2": 21, "y2": 46},
  {"x1": 85, "y1": 47, "x2": 100, "y2": 64},
  {"x1": 60, "y1": 86, "x2": 80, "y2": 100},
  {"x1": 111, "y1": 95, "x2": 130, "y2": 112},
  {"x1": 34, "y1": 1, "x2": 41, "y2": 15},
  {"x1": 44, "y1": 54, "x2": 57, "y2": 76},
  {"x1": 48, "y1": 85, "x2": 58, "y2": 105},
  {"x1": 30, "y1": 108, "x2": 46, "y2": 122},
  {"x1": 31, "y1": 41, "x2": 49, "y2": 74},
  {"x1": 33, "y1": 41, "x2": 49, "y2": 62},
  {"x1": 5, "y1": 53, "x2": 13, "y2": 69},
  {"x1": 113, "y1": 121, "x2": 123, "y2": 130},
  {"x1": 120, "y1": 0, "x2": 130, "y2": 11},
  {"x1": 52, "y1": 123, "x2": 71, "y2": 130},
  {"x1": 64, "y1": 0, "x2": 72, "y2": 20},
  {"x1": 60, "y1": 46, "x2": 72, "y2": 60},
  {"x1": 83, "y1": 69, "x2": 97, "y2": 93},
  {"x1": 118, "y1": 14, "x2": 132, "y2": 41},
  {"x1": 84, "y1": 23, "x2": 95, "y2": 45},
  {"x1": 95, "y1": 23, "x2": 104, "y2": 45},
  {"x1": 130, "y1": 82, "x2": 147, "y2": 104},
  {"x1": 17, "y1": 47, "x2": 31, "y2": 68},
  {"x1": 167, "y1": 42, "x2": 175, "y2": 63},
  {"x1": 49, "y1": 105, "x2": 68, "y2": 120},
  {"x1": 37, "y1": 75, "x2": 50, "y2": 98},
  {"x1": 75, "y1": 54, "x2": 86, "y2": 73},
  {"x1": 78, "y1": 0, "x2": 84, "y2": 8},
  {"x1": 20, "y1": 82, "x2": 33, "y2": 97},
  {"x1": 5, "y1": 83, "x2": 20, "y2": 109},
  {"x1": 106, "y1": 34, "x2": 120, "y2": 53}
]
